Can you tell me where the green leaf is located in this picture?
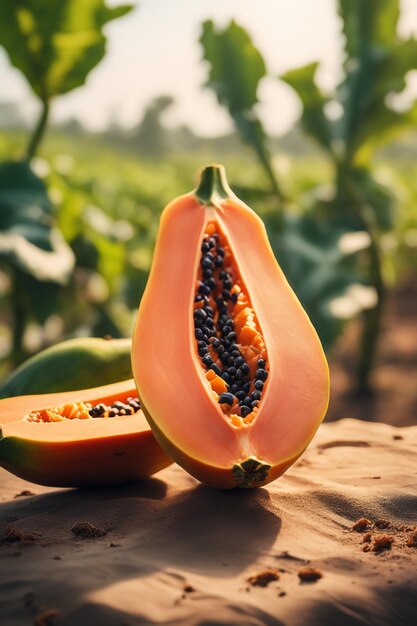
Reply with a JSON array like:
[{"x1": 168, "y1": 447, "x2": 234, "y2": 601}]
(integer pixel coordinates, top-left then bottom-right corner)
[
  {"x1": 371, "y1": 39, "x2": 417, "y2": 101},
  {"x1": 355, "y1": 37, "x2": 417, "y2": 151},
  {"x1": 337, "y1": 0, "x2": 417, "y2": 155},
  {"x1": 356, "y1": 102, "x2": 417, "y2": 159},
  {"x1": 0, "y1": 0, "x2": 132, "y2": 101},
  {"x1": 200, "y1": 20, "x2": 282, "y2": 199},
  {"x1": 280, "y1": 62, "x2": 334, "y2": 153},
  {"x1": 14, "y1": 270, "x2": 61, "y2": 324},
  {"x1": 201, "y1": 19, "x2": 266, "y2": 114},
  {"x1": 0, "y1": 161, "x2": 74, "y2": 283},
  {"x1": 339, "y1": 0, "x2": 400, "y2": 58}
]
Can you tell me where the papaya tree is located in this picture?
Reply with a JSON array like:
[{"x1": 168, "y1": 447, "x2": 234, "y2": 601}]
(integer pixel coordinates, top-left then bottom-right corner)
[{"x1": 281, "y1": 0, "x2": 417, "y2": 392}]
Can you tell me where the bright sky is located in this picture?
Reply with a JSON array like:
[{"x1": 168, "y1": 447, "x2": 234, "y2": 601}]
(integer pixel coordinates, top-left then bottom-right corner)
[{"x1": 1, "y1": 0, "x2": 417, "y2": 137}]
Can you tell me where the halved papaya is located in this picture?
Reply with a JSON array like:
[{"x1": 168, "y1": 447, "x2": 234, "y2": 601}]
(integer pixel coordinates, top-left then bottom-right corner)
[
  {"x1": 132, "y1": 164, "x2": 330, "y2": 489},
  {"x1": 0, "y1": 380, "x2": 172, "y2": 487}
]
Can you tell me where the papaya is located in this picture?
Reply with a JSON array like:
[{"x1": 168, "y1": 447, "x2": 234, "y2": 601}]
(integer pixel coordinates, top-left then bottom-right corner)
[
  {"x1": 132, "y1": 164, "x2": 330, "y2": 489},
  {"x1": 0, "y1": 337, "x2": 132, "y2": 399},
  {"x1": 0, "y1": 379, "x2": 172, "y2": 487}
]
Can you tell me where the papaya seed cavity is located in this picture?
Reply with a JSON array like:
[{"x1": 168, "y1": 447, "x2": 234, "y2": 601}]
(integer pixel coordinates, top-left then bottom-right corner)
[
  {"x1": 24, "y1": 397, "x2": 141, "y2": 423},
  {"x1": 194, "y1": 222, "x2": 269, "y2": 426}
]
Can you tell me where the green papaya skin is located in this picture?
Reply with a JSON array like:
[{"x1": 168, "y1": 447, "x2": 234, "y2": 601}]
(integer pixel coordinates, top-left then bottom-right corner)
[{"x1": 0, "y1": 338, "x2": 132, "y2": 398}]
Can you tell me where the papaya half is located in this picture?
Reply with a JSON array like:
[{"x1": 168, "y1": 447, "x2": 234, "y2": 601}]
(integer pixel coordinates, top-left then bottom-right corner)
[
  {"x1": 0, "y1": 380, "x2": 172, "y2": 487},
  {"x1": 0, "y1": 337, "x2": 133, "y2": 399},
  {"x1": 132, "y1": 164, "x2": 330, "y2": 489}
]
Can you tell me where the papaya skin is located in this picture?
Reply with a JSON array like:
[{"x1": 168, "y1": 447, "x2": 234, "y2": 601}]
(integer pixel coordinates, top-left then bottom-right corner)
[
  {"x1": 142, "y1": 403, "x2": 303, "y2": 489},
  {"x1": 0, "y1": 380, "x2": 172, "y2": 488},
  {"x1": 0, "y1": 337, "x2": 132, "y2": 399},
  {"x1": 132, "y1": 164, "x2": 330, "y2": 489}
]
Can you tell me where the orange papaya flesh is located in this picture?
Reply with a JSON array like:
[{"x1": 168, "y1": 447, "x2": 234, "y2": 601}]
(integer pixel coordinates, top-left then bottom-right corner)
[
  {"x1": 132, "y1": 164, "x2": 330, "y2": 489},
  {"x1": 0, "y1": 380, "x2": 172, "y2": 488}
]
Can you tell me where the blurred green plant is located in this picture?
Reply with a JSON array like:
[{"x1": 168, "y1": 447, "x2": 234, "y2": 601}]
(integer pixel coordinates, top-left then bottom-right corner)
[
  {"x1": 129, "y1": 96, "x2": 175, "y2": 158},
  {"x1": 201, "y1": 20, "x2": 284, "y2": 207},
  {"x1": 0, "y1": 0, "x2": 132, "y2": 367},
  {"x1": 0, "y1": 0, "x2": 132, "y2": 159},
  {"x1": 200, "y1": 0, "x2": 417, "y2": 393},
  {"x1": 200, "y1": 18, "x2": 360, "y2": 359},
  {"x1": 281, "y1": 0, "x2": 417, "y2": 392},
  {"x1": 0, "y1": 161, "x2": 74, "y2": 364}
]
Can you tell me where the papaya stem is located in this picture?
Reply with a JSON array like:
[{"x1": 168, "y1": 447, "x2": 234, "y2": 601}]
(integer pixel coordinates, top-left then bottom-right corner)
[{"x1": 195, "y1": 164, "x2": 234, "y2": 206}]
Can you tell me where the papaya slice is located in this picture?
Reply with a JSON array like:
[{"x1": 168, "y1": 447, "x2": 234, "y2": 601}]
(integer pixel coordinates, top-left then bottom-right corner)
[
  {"x1": 0, "y1": 380, "x2": 172, "y2": 487},
  {"x1": 132, "y1": 164, "x2": 330, "y2": 489}
]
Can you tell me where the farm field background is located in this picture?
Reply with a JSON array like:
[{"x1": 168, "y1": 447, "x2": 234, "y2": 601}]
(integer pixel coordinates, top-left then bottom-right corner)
[{"x1": 1, "y1": 127, "x2": 416, "y2": 425}]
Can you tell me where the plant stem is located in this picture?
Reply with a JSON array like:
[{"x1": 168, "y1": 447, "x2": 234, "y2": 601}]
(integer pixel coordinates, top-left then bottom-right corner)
[
  {"x1": 338, "y1": 164, "x2": 386, "y2": 395},
  {"x1": 195, "y1": 164, "x2": 233, "y2": 205},
  {"x1": 26, "y1": 99, "x2": 49, "y2": 161},
  {"x1": 258, "y1": 150, "x2": 285, "y2": 204},
  {"x1": 356, "y1": 208, "x2": 385, "y2": 395},
  {"x1": 11, "y1": 270, "x2": 27, "y2": 368}
]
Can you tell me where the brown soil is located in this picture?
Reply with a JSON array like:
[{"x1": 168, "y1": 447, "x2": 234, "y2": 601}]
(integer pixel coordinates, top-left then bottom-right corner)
[
  {"x1": 247, "y1": 569, "x2": 280, "y2": 587},
  {"x1": 297, "y1": 567, "x2": 323, "y2": 582},
  {"x1": 70, "y1": 522, "x2": 107, "y2": 539},
  {"x1": 372, "y1": 535, "x2": 394, "y2": 553},
  {"x1": 327, "y1": 279, "x2": 417, "y2": 426},
  {"x1": 34, "y1": 609, "x2": 61, "y2": 626},
  {"x1": 352, "y1": 518, "x2": 372, "y2": 532},
  {"x1": 406, "y1": 530, "x2": 417, "y2": 547},
  {"x1": 0, "y1": 527, "x2": 39, "y2": 544},
  {"x1": 1, "y1": 419, "x2": 416, "y2": 626}
]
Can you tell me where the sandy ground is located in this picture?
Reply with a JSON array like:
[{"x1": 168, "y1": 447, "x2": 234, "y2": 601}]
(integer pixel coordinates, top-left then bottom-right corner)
[{"x1": 0, "y1": 418, "x2": 416, "y2": 626}]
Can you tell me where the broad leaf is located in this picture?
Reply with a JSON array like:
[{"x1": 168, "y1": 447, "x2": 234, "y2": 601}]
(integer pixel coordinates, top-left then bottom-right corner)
[
  {"x1": 0, "y1": 161, "x2": 74, "y2": 283},
  {"x1": 356, "y1": 102, "x2": 417, "y2": 160},
  {"x1": 339, "y1": 0, "x2": 400, "y2": 59},
  {"x1": 280, "y1": 62, "x2": 334, "y2": 153},
  {"x1": 337, "y1": 0, "x2": 417, "y2": 154},
  {"x1": 0, "y1": 0, "x2": 132, "y2": 101},
  {"x1": 200, "y1": 20, "x2": 277, "y2": 191},
  {"x1": 201, "y1": 20, "x2": 266, "y2": 114},
  {"x1": 13, "y1": 270, "x2": 61, "y2": 324}
]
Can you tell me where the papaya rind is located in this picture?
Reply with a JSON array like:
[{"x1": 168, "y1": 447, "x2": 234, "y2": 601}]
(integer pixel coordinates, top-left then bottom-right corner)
[
  {"x1": 141, "y1": 403, "x2": 302, "y2": 490},
  {"x1": 0, "y1": 427, "x2": 171, "y2": 488},
  {"x1": 0, "y1": 338, "x2": 133, "y2": 399},
  {"x1": 0, "y1": 379, "x2": 173, "y2": 488}
]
